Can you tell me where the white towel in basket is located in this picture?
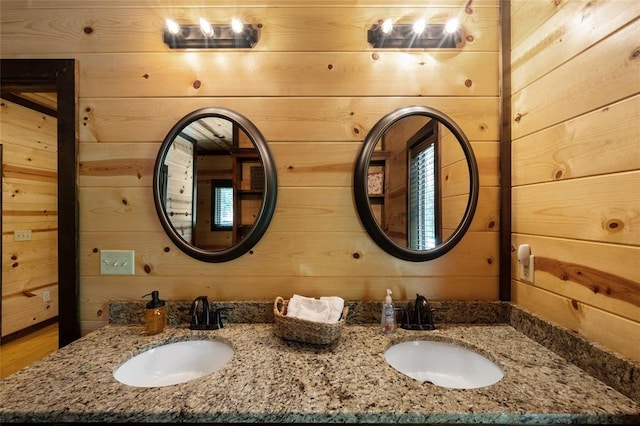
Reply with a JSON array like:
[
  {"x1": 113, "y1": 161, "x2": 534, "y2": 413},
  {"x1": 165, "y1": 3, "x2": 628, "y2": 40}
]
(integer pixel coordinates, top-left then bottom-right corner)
[
  {"x1": 320, "y1": 296, "x2": 345, "y2": 323},
  {"x1": 286, "y1": 294, "x2": 344, "y2": 323}
]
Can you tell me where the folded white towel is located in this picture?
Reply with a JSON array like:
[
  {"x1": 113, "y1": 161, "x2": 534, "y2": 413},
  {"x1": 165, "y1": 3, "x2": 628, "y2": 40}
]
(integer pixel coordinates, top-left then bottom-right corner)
[
  {"x1": 320, "y1": 296, "x2": 345, "y2": 323},
  {"x1": 285, "y1": 294, "x2": 312, "y2": 318},
  {"x1": 286, "y1": 294, "x2": 344, "y2": 324}
]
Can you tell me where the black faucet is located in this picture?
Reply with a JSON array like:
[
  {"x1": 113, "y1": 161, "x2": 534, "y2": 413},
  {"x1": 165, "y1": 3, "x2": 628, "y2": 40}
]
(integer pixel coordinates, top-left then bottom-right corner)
[
  {"x1": 189, "y1": 296, "x2": 232, "y2": 330},
  {"x1": 399, "y1": 294, "x2": 437, "y2": 330}
]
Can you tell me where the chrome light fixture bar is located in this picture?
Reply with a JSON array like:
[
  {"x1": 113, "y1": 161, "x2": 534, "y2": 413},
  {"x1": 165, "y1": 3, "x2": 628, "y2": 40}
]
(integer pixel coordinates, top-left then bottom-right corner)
[
  {"x1": 163, "y1": 19, "x2": 260, "y2": 49},
  {"x1": 367, "y1": 20, "x2": 462, "y2": 48}
]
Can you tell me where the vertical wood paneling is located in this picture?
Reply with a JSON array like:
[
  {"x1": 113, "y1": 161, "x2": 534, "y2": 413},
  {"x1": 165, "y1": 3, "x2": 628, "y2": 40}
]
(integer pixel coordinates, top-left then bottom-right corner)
[{"x1": 510, "y1": 0, "x2": 640, "y2": 362}]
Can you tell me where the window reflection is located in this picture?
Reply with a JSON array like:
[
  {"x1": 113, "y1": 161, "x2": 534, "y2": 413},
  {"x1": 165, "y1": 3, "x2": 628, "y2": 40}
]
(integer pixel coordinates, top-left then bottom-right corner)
[
  {"x1": 212, "y1": 180, "x2": 233, "y2": 230},
  {"x1": 160, "y1": 116, "x2": 263, "y2": 251},
  {"x1": 153, "y1": 107, "x2": 277, "y2": 262},
  {"x1": 409, "y1": 142, "x2": 437, "y2": 249},
  {"x1": 408, "y1": 119, "x2": 441, "y2": 250},
  {"x1": 354, "y1": 105, "x2": 478, "y2": 262},
  {"x1": 367, "y1": 115, "x2": 463, "y2": 250}
]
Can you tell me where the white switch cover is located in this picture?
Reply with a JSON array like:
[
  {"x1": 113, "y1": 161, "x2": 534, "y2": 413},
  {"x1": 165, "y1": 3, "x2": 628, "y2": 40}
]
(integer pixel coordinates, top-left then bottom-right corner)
[
  {"x1": 14, "y1": 230, "x2": 32, "y2": 241},
  {"x1": 100, "y1": 250, "x2": 135, "y2": 275}
]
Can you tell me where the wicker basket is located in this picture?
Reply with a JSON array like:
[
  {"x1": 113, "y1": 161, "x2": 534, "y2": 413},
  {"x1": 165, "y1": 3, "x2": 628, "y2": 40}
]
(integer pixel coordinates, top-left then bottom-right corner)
[{"x1": 273, "y1": 296, "x2": 348, "y2": 345}]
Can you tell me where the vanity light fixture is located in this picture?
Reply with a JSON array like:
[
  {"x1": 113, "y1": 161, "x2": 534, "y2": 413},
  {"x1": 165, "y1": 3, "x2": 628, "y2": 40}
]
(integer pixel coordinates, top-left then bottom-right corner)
[
  {"x1": 367, "y1": 18, "x2": 462, "y2": 48},
  {"x1": 163, "y1": 18, "x2": 260, "y2": 49},
  {"x1": 199, "y1": 18, "x2": 215, "y2": 38}
]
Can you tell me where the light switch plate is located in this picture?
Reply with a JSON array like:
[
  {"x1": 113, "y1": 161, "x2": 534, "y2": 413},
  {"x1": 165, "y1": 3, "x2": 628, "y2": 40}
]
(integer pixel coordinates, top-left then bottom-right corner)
[
  {"x1": 100, "y1": 250, "x2": 135, "y2": 275},
  {"x1": 14, "y1": 230, "x2": 32, "y2": 241}
]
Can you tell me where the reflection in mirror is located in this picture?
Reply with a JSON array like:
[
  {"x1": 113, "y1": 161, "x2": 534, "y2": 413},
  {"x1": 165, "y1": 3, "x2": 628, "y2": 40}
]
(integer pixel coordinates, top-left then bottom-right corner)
[
  {"x1": 154, "y1": 108, "x2": 276, "y2": 262},
  {"x1": 354, "y1": 106, "x2": 478, "y2": 262}
]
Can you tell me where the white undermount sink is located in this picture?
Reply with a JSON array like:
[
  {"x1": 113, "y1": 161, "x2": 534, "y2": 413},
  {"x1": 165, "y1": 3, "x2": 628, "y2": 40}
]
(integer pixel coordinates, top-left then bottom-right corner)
[
  {"x1": 113, "y1": 340, "x2": 234, "y2": 387},
  {"x1": 384, "y1": 340, "x2": 503, "y2": 389}
]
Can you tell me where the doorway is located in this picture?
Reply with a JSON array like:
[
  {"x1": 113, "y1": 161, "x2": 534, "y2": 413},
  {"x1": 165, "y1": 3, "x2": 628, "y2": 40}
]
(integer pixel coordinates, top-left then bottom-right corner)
[{"x1": 1, "y1": 59, "x2": 79, "y2": 348}]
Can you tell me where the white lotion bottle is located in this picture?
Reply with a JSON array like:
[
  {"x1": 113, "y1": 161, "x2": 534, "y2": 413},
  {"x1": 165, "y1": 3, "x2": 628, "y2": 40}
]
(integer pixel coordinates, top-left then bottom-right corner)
[{"x1": 381, "y1": 289, "x2": 396, "y2": 334}]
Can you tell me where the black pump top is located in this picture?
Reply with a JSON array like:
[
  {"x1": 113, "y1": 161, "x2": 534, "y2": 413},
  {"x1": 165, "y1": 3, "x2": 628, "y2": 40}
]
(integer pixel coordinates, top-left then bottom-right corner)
[{"x1": 143, "y1": 290, "x2": 165, "y2": 309}]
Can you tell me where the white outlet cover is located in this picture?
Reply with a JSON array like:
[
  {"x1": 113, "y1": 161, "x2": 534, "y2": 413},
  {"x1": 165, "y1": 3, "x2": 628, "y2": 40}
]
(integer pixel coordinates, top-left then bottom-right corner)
[{"x1": 519, "y1": 255, "x2": 535, "y2": 284}]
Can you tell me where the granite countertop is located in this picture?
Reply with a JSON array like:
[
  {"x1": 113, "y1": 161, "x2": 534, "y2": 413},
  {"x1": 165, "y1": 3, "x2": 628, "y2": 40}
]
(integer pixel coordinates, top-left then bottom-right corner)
[{"x1": 1, "y1": 320, "x2": 639, "y2": 424}]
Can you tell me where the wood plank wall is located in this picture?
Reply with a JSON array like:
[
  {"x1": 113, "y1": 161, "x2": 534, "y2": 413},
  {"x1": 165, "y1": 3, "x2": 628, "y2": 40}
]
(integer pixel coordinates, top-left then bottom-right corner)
[
  {"x1": 0, "y1": 0, "x2": 501, "y2": 334},
  {"x1": 510, "y1": 0, "x2": 640, "y2": 362},
  {"x1": 1, "y1": 99, "x2": 59, "y2": 336}
]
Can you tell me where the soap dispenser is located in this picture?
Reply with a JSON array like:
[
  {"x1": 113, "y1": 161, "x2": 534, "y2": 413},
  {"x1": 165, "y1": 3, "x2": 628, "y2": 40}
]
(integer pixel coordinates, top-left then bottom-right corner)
[
  {"x1": 381, "y1": 289, "x2": 396, "y2": 334},
  {"x1": 142, "y1": 291, "x2": 166, "y2": 335}
]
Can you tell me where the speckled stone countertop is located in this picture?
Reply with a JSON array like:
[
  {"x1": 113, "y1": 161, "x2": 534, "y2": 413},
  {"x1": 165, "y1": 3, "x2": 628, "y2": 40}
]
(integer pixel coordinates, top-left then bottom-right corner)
[{"x1": 2, "y1": 304, "x2": 639, "y2": 424}]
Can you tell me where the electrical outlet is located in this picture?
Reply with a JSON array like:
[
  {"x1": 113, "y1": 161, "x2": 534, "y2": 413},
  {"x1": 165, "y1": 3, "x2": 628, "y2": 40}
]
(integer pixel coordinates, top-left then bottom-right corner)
[
  {"x1": 43, "y1": 291, "x2": 51, "y2": 302},
  {"x1": 14, "y1": 230, "x2": 32, "y2": 241},
  {"x1": 100, "y1": 250, "x2": 135, "y2": 275},
  {"x1": 519, "y1": 255, "x2": 535, "y2": 284}
]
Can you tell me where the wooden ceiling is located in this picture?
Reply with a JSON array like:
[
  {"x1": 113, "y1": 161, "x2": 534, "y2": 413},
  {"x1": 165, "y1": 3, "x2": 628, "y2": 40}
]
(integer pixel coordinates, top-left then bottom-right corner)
[
  {"x1": 1, "y1": 90, "x2": 57, "y2": 116},
  {"x1": 178, "y1": 116, "x2": 234, "y2": 153},
  {"x1": 15, "y1": 91, "x2": 57, "y2": 110}
]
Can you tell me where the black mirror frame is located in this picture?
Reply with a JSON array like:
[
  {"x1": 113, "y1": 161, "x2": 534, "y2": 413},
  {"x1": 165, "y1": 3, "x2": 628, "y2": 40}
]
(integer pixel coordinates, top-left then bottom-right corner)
[
  {"x1": 153, "y1": 107, "x2": 277, "y2": 262},
  {"x1": 353, "y1": 105, "x2": 479, "y2": 262}
]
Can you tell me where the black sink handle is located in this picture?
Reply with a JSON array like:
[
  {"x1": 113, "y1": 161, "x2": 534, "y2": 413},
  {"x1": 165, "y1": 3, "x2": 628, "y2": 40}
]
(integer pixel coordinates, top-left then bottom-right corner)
[{"x1": 212, "y1": 307, "x2": 233, "y2": 330}]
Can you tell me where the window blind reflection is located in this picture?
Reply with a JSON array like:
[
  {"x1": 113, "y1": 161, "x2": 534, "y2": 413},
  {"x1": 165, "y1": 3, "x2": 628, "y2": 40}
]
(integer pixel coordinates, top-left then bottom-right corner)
[
  {"x1": 214, "y1": 186, "x2": 234, "y2": 228},
  {"x1": 409, "y1": 144, "x2": 436, "y2": 249}
]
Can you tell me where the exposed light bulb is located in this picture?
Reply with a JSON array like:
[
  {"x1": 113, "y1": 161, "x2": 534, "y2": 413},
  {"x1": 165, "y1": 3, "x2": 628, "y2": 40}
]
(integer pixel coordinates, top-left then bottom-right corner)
[
  {"x1": 444, "y1": 18, "x2": 460, "y2": 34},
  {"x1": 199, "y1": 18, "x2": 215, "y2": 37},
  {"x1": 231, "y1": 18, "x2": 244, "y2": 34},
  {"x1": 412, "y1": 19, "x2": 426, "y2": 34},
  {"x1": 381, "y1": 19, "x2": 393, "y2": 34},
  {"x1": 166, "y1": 19, "x2": 181, "y2": 35}
]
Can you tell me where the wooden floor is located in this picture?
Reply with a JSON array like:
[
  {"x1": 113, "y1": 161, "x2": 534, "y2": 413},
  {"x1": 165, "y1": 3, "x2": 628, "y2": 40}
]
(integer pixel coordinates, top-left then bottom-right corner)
[{"x1": 1, "y1": 323, "x2": 58, "y2": 379}]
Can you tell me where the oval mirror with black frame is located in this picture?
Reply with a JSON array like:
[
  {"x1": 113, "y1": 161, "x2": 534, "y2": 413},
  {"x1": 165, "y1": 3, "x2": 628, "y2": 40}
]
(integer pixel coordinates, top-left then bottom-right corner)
[
  {"x1": 354, "y1": 105, "x2": 479, "y2": 262},
  {"x1": 153, "y1": 107, "x2": 277, "y2": 262}
]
